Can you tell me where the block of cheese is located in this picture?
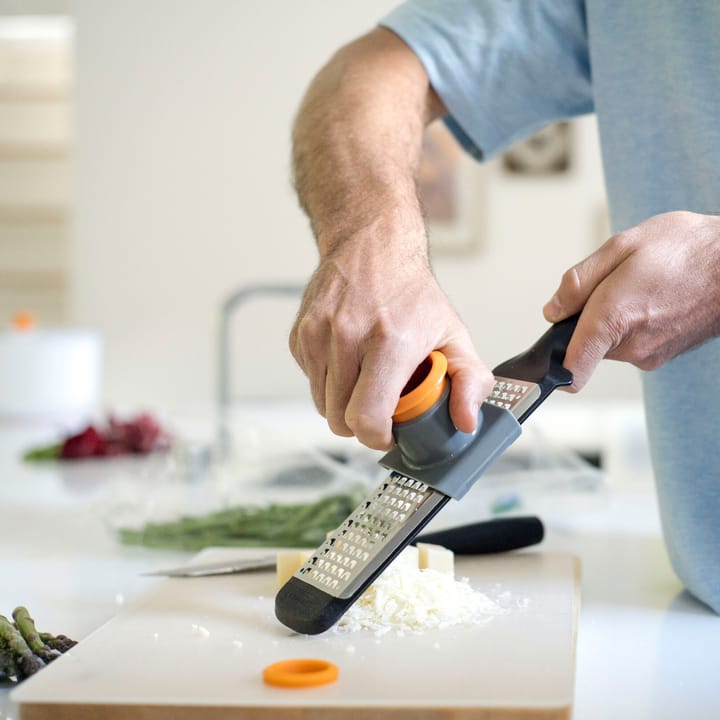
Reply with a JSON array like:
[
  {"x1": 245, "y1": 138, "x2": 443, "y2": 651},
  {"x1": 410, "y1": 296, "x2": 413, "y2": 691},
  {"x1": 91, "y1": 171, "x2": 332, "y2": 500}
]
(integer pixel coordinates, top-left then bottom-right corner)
[
  {"x1": 393, "y1": 544, "x2": 419, "y2": 569},
  {"x1": 275, "y1": 549, "x2": 313, "y2": 589},
  {"x1": 416, "y1": 542, "x2": 455, "y2": 575}
]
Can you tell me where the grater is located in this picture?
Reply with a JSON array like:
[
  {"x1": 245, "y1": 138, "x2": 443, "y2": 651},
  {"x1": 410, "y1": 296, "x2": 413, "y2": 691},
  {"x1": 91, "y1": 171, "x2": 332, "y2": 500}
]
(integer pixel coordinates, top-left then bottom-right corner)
[{"x1": 275, "y1": 314, "x2": 579, "y2": 634}]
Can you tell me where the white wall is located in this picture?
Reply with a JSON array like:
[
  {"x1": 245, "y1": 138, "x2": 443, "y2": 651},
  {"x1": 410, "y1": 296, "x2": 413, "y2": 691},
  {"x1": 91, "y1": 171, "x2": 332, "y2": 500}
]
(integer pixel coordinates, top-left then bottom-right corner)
[{"x1": 71, "y1": 0, "x2": 641, "y2": 417}]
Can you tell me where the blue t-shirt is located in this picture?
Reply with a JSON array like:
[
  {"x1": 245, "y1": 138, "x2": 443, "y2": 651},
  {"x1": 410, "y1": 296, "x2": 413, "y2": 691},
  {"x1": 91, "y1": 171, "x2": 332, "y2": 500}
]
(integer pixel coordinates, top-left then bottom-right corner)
[{"x1": 381, "y1": 0, "x2": 720, "y2": 612}]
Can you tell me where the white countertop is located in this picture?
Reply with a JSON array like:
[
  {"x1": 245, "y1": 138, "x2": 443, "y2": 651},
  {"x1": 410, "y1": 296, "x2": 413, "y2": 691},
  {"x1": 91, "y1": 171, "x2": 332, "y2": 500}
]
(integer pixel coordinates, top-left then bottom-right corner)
[{"x1": 1, "y1": 405, "x2": 719, "y2": 719}]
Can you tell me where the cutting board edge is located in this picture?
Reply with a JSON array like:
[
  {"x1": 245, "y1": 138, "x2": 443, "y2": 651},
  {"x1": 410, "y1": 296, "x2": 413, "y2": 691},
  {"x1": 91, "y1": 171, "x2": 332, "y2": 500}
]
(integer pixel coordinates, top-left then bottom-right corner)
[{"x1": 19, "y1": 700, "x2": 574, "y2": 720}]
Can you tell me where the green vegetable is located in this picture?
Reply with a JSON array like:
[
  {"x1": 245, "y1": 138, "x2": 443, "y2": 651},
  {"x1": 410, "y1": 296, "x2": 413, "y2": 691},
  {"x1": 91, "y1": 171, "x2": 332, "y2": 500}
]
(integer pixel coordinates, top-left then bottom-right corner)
[
  {"x1": 13, "y1": 607, "x2": 60, "y2": 663},
  {"x1": 0, "y1": 614, "x2": 44, "y2": 679},
  {"x1": 0, "y1": 641, "x2": 18, "y2": 679},
  {"x1": 22, "y1": 443, "x2": 62, "y2": 462},
  {"x1": 118, "y1": 488, "x2": 366, "y2": 551},
  {"x1": 39, "y1": 632, "x2": 77, "y2": 654},
  {"x1": 0, "y1": 608, "x2": 77, "y2": 681}
]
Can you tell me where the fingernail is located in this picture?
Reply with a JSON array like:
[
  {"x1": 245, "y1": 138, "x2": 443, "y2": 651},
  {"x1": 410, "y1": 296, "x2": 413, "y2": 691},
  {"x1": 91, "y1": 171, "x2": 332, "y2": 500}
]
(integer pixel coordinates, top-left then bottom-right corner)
[
  {"x1": 544, "y1": 294, "x2": 563, "y2": 321},
  {"x1": 464, "y1": 403, "x2": 480, "y2": 434}
]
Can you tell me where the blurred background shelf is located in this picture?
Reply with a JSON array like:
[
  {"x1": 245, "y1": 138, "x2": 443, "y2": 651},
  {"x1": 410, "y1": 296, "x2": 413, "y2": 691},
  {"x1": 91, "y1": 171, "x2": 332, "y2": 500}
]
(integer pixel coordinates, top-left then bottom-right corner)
[{"x1": 0, "y1": 12, "x2": 71, "y2": 326}]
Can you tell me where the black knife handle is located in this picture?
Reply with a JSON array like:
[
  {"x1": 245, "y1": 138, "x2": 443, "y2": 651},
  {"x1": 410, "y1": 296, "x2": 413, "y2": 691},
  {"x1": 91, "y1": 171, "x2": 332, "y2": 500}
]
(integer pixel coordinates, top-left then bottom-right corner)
[{"x1": 415, "y1": 515, "x2": 544, "y2": 555}]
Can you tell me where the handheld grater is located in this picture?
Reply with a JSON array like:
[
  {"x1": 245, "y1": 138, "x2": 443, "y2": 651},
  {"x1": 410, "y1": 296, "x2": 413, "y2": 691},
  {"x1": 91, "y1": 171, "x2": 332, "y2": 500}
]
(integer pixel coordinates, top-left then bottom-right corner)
[{"x1": 275, "y1": 314, "x2": 579, "y2": 634}]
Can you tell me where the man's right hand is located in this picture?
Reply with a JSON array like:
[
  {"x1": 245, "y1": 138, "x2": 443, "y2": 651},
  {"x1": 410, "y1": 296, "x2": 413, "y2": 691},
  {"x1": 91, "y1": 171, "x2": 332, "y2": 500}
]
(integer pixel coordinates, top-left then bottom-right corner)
[
  {"x1": 289, "y1": 28, "x2": 492, "y2": 449},
  {"x1": 289, "y1": 238, "x2": 494, "y2": 451}
]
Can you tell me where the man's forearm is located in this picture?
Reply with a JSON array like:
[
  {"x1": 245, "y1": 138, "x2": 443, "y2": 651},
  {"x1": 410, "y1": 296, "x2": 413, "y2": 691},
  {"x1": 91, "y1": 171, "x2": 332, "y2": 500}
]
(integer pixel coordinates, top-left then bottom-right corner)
[
  {"x1": 292, "y1": 27, "x2": 445, "y2": 257},
  {"x1": 289, "y1": 28, "x2": 491, "y2": 449}
]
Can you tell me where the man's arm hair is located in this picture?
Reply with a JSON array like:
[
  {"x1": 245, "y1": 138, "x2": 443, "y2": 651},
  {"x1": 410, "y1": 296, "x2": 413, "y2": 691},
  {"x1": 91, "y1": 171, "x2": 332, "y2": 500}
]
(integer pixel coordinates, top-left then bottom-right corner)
[{"x1": 292, "y1": 27, "x2": 446, "y2": 256}]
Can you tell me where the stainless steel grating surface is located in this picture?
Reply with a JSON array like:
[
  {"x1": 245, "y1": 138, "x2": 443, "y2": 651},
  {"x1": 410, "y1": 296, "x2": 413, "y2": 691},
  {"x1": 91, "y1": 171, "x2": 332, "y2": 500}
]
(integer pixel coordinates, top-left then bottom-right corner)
[
  {"x1": 295, "y1": 471, "x2": 446, "y2": 599},
  {"x1": 486, "y1": 376, "x2": 541, "y2": 419}
]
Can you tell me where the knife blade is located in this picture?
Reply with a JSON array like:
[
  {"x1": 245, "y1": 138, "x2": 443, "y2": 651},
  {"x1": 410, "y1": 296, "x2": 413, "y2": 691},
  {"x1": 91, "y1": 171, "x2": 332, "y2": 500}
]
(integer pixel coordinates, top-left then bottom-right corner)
[{"x1": 142, "y1": 515, "x2": 544, "y2": 577}]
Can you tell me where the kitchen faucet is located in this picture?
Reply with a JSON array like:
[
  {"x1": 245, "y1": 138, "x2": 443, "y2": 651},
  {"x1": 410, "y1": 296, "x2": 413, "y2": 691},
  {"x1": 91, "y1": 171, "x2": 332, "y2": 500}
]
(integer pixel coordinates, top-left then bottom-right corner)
[{"x1": 217, "y1": 283, "x2": 304, "y2": 459}]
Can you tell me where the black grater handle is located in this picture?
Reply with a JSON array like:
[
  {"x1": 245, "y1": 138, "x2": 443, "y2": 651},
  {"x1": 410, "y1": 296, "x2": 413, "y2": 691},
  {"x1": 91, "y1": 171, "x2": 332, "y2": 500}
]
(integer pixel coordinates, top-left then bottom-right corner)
[
  {"x1": 492, "y1": 313, "x2": 580, "y2": 423},
  {"x1": 414, "y1": 515, "x2": 544, "y2": 555}
]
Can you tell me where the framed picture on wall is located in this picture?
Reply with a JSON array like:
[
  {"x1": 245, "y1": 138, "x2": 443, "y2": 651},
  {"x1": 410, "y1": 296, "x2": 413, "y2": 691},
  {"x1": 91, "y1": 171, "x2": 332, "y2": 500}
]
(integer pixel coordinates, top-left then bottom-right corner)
[
  {"x1": 502, "y1": 122, "x2": 572, "y2": 175},
  {"x1": 417, "y1": 120, "x2": 486, "y2": 255}
]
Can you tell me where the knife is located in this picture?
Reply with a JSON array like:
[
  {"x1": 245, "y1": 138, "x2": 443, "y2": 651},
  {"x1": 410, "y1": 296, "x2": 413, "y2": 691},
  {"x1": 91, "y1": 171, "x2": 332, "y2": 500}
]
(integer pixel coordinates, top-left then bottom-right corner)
[
  {"x1": 142, "y1": 515, "x2": 544, "y2": 577},
  {"x1": 275, "y1": 314, "x2": 579, "y2": 635}
]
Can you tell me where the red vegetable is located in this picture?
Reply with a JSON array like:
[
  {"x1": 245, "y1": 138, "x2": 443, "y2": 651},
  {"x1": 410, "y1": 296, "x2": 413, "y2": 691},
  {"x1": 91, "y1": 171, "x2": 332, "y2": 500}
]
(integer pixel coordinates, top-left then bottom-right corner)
[
  {"x1": 60, "y1": 426, "x2": 106, "y2": 459},
  {"x1": 108, "y1": 412, "x2": 163, "y2": 453},
  {"x1": 54, "y1": 413, "x2": 169, "y2": 459}
]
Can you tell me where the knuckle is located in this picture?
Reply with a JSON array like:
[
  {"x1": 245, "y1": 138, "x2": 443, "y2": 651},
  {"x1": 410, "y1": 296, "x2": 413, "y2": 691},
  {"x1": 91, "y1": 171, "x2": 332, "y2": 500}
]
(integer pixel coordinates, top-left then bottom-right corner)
[
  {"x1": 593, "y1": 307, "x2": 632, "y2": 350},
  {"x1": 633, "y1": 357, "x2": 660, "y2": 372},
  {"x1": 345, "y1": 412, "x2": 391, "y2": 451},
  {"x1": 288, "y1": 331, "x2": 301, "y2": 364},
  {"x1": 620, "y1": 343, "x2": 648, "y2": 367},
  {"x1": 296, "y1": 313, "x2": 326, "y2": 347},
  {"x1": 330, "y1": 309, "x2": 362, "y2": 345},
  {"x1": 288, "y1": 320, "x2": 305, "y2": 363},
  {"x1": 559, "y1": 266, "x2": 582, "y2": 295},
  {"x1": 621, "y1": 341, "x2": 663, "y2": 370},
  {"x1": 368, "y1": 311, "x2": 403, "y2": 347},
  {"x1": 606, "y1": 229, "x2": 636, "y2": 255},
  {"x1": 636, "y1": 356, "x2": 664, "y2": 371},
  {"x1": 326, "y1": 412, "x2": 353, "y2": 437}
]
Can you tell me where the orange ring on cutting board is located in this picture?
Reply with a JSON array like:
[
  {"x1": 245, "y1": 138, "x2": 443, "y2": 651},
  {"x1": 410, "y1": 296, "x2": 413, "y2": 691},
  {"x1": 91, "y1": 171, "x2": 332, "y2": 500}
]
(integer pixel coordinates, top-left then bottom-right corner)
[
  {"x1": 392, "y1": 350, "x2": 448, "y2": 424},
  {"x1": 262, "y1": 658, "x2": 339, "y2": 688}
]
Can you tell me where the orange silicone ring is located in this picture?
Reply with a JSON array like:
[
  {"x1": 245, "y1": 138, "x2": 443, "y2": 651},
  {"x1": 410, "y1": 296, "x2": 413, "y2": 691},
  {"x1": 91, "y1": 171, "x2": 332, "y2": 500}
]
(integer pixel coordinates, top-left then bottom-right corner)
[
  {"x1": 392, "y1": 350, "x2": 448, "y2": 424},
  {"x1": 262, "y1": 658, "x2": 339, "y2": 688}
]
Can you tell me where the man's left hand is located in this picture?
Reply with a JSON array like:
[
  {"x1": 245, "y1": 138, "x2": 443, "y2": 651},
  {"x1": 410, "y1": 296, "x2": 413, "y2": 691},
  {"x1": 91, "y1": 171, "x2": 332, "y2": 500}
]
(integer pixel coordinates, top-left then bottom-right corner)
[{"x1": 543, "y1": 210, "x2": 720, "y2": 390}]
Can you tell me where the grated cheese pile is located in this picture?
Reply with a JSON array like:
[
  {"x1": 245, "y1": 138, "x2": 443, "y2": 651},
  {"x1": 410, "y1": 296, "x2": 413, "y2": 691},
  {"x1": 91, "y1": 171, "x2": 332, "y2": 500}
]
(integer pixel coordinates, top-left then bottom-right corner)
[{"x1": 335, "y1": 564, "x2": 504, "y2": 636}]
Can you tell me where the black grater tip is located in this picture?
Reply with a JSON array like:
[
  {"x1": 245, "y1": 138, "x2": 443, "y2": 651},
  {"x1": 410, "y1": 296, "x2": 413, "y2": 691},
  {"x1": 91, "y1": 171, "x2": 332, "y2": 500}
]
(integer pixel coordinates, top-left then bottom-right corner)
[{"x1": 275, "y1": 577, "x2": 352, "y2": 635}]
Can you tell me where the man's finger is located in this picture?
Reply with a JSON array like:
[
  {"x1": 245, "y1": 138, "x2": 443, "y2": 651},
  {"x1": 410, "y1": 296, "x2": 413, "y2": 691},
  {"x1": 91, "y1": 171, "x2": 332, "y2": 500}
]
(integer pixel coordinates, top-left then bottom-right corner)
[
  {"x1": 294, "y1": 321, "x2": 330, "y2": 417},
  {"x1": 441, "y1": 342, "x2": 494, "y2": 434},
  {"x1": 324, "y1": 344, "x2": 360, "y2": 437},
  {"x1": 562, "y1": 309, "x2": 615, "y2": 391},
  {"x1": 544, "y1": 235, "x2": 633, "y2": 323},
  {"x1": 345, "y1": 346, "x2": 423, "y2": 450}
]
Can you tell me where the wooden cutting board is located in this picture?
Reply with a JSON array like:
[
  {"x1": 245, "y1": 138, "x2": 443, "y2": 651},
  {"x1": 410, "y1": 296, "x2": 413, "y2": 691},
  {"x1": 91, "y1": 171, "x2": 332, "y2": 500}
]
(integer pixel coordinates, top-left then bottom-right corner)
[{"x1": 13, "y1": 548, "x2": 580, "y2": 720}]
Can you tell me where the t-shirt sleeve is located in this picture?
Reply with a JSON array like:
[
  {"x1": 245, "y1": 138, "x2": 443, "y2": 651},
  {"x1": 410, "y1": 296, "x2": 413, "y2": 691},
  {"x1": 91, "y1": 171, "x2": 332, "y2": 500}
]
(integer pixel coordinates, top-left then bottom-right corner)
[{"x1": 380, "y1": 0, "x2": 593, "y2": 160}]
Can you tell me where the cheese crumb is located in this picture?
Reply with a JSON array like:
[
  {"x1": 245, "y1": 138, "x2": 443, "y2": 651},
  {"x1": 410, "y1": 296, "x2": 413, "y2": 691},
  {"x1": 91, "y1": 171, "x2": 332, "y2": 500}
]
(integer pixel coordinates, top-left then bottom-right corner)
[
  {"x1": 191, "y1": 624, "x2": 210, "y2": 639},
  {"x1": 335, "y1": 565, "x2": 504, "y2": 635}
]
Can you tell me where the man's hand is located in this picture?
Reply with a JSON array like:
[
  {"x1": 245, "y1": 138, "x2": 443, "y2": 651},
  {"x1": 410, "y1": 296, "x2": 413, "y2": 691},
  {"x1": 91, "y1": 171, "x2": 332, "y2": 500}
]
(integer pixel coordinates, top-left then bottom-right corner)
[
  {"x1": 290, "y1": 239, "x2": 494, "y2": 451},
  {"x1": 290, "y1": 28, "x2": 493, "y2": 449},
  {"x1": 544, "y1": 211, "x2": 720, "y2": 389}
]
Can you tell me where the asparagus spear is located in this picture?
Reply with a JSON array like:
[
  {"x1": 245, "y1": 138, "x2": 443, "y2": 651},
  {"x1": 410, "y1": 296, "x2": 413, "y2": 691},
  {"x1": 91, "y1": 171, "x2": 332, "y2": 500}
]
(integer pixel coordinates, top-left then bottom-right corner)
[
  {"x1": 0, "y1": 638, "x2": 19, "y2": 679},
  {"x1": 39, "y1": 632, "x2": 77, "y2": 654},
  {"x1": 0, "y1": 615, "x2": 44, "y2": 679},
  {"x1": 13, "y1": 607, "x2": 61, "y2": 663}
]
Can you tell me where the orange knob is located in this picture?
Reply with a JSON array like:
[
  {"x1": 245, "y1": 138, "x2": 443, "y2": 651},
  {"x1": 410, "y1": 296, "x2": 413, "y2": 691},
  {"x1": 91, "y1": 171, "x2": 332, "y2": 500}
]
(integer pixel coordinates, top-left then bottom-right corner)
[{"x1": 392, "y1": 351, "x2": 448, "y2": 424}]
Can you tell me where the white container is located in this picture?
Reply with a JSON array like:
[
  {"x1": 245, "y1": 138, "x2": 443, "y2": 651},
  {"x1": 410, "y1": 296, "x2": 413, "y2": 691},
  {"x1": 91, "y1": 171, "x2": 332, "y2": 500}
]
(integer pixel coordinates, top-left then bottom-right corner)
[{"x1": 0, "y1": 328, "x2": 102, "y2": 422}]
